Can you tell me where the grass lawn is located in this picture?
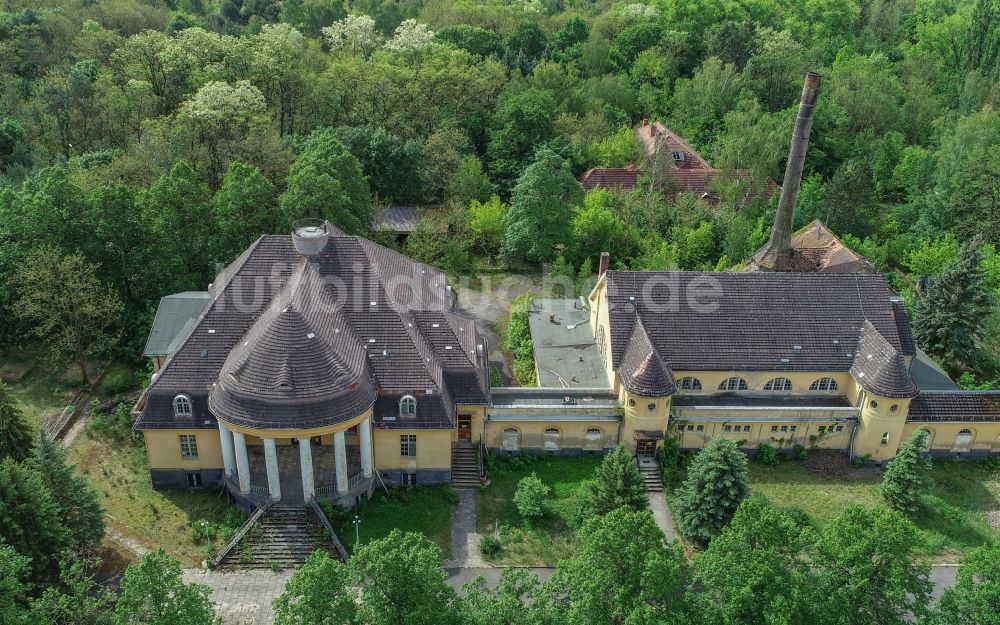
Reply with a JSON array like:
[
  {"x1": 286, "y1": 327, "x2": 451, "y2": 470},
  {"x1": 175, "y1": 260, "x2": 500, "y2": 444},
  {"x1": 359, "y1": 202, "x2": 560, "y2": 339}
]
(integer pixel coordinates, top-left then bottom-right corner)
[
  {"x1": 0, "y1": 348, "x2": 78, "y2": 430},
  {"x1": 69, "y1": 433, "x2": 239, "y2": 566},
  {"x1": 326, "y1": 486, "x2": 457, "y2": 557},
  {"x1": 479, "y1": 454, "x2": 601, "y2": 566},
  {"x1": 749, "y1": 458, "x2": 1000, "y2": 562}
]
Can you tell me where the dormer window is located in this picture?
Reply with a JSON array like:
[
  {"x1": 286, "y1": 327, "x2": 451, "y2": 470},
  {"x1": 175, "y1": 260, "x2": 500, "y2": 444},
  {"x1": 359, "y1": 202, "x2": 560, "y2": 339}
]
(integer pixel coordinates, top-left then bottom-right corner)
[
  {"x1": 718, "y1": 377, "x2": 748, "y2": 391},
  {"x1": 763, "y1": 377, "x2": 792, "y2": 391},
  {"x1": 400, "y1": 395, "x2": 417, "y2": 417},
  {"x1": 173, "y1": 395, "x2": 193, "y2": 418}
]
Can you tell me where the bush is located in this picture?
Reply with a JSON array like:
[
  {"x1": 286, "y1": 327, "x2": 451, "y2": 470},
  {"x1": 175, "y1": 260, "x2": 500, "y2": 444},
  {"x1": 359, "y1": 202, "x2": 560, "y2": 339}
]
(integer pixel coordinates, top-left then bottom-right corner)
[
  {"x1": 479, "y1": 534, "x2": 501, "y2": 557},
  {"x1": 757, "y1": 444, "x2": 779, "y2": 466},
  {"x1": 499, "y1": 293, "x2": 538, "y2": 386},
  {"x1": 442, "y1": 485, "x2": 461, "y2": 505},
  {"x1": 86, "y1": 403, "x2": 133, "y2": 443},
  {"x1": 513, "y1": 472, "x2": 550, "y2": 522},
  {"x1": 792, "y1": 444, "x2": 809, "y2": 461},
  {"x1": 656, "y1": 433, "x2": 687, "y2": 485},
  {"x1": 101, "y1": 369, "x2": 145, "y2": 396}
]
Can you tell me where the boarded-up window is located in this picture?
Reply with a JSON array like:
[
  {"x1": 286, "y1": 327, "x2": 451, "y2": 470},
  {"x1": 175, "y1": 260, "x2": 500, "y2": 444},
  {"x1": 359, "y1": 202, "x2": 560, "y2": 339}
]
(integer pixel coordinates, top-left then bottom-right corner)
[
  {"x1": 955, "y1": 429, "x2": 973, "y2": 450},
  {"x1": 543, "y1": 428, "x2": 561, "y2": 450},
  {"x1": 584, "y1": 428, "x2": 602, "y2": 450},
  {"x1": 502, "y1": 428, "x2": 520, "y2": 452}
]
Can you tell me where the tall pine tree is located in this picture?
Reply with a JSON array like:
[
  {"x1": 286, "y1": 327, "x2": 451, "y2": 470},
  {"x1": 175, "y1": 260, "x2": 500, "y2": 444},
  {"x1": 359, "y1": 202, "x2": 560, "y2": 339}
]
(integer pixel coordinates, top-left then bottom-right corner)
[
  {"x1": 0, "y1": 383, "x2": 31, "y2": 463},
  {"x1": 675, "y1": 437, "x2": 750, "y2": 546},
  {"x1": 26, "y1": 435, "x2": 104, "y2": 550},
  {"x1": 581, "y1": 443, "x2": 649, "y2": 518},
  {"x1": 879, "y1": 428, "x2": 933, "y2": 515},
  {"x1": 914, "y1": 241, "x2": 991, "y2": 372}
]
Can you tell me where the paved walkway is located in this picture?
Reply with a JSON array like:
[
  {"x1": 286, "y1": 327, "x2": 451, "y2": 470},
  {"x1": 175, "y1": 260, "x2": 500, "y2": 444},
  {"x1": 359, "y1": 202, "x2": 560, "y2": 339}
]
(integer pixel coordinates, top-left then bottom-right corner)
[
  {"x1": 183, "y1": 570, "x2": 294, "y2": 625},
  {"x1": 444, "y1": 489, "x2": 486, "y2": 567},
  {"x1": 648, "y1": 491, "x2": 678, "y2": 541}
]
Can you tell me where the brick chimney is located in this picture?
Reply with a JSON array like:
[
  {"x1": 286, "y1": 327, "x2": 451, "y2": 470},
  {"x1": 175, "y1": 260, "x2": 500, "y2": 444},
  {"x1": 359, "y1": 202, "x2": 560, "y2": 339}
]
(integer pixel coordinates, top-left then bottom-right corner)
[
  {"x1": 750, "y1": 72, "x2": 822, "y2": 271},
  {"x1": 598, "y1": 252, "x2": 610, "y2": 276}
]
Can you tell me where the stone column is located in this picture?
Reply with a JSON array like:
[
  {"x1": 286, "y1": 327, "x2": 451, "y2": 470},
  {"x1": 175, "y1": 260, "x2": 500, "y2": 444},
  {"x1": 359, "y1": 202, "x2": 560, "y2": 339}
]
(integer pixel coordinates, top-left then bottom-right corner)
[
  {"x1": 299, "y1": 437, "x2": 315, "y2": 501},
  {"x1": 359, "y1": 418, "x2": 373, "y2": 478},
  {"x1": 233, "y1": 431, "x2": 251, "y2": 494},
  {"x1": 334, "y1": 431, "x2": 349, "y2": 494},
  {"x1": 218, "y1": 421, "x2": 236, "y2": 479},
  {"x1": 263, "y1": 438, "x2": 281, "y2": 501}
]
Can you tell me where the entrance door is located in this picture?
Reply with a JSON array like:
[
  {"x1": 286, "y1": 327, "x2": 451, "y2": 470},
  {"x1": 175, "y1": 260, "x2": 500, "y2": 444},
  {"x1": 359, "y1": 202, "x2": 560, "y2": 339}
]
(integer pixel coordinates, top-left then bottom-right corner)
[
  {"x1": 457, "y1": 415, "x2": 472, "y2": 441},
  {"x1": 636, "y1": 439, "x2": 656, "y2": 456}
]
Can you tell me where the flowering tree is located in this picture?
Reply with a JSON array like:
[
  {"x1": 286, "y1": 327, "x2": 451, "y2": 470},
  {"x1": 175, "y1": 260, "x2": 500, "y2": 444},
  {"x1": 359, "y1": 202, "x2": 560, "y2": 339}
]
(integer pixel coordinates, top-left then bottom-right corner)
[
  {"x1": 385, "y1": 19, "x2": 436, "y2": 52},
  {"x1": 322, "y1": 15, "x2": 382, "y2": 59}
]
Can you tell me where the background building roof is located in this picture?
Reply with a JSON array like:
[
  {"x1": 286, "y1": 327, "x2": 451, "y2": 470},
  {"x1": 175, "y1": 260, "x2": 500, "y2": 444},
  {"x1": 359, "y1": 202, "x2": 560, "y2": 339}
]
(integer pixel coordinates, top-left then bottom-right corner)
[{"x1": 143, "y1": 292, "x2": 211, "y2": 357}]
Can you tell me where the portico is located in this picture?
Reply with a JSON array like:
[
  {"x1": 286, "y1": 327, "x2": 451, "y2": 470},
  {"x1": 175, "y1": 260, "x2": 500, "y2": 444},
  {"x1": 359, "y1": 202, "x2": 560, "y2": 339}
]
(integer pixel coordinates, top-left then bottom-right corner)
[{"x1": 217, "y1": 418, "x2": 375, "y2": 507}]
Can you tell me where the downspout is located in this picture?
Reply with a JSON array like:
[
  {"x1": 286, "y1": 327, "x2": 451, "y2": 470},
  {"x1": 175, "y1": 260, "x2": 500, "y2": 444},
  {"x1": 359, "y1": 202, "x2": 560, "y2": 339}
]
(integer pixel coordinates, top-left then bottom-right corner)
[{"x1": 848, "y1": 390, "x2": 864, "y2": 459}]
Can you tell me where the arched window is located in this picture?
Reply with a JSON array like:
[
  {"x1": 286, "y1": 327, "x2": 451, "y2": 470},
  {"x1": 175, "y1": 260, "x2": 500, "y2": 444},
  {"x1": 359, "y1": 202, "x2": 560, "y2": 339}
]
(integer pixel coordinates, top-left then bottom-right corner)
[
  {"x1": 881, "y1": 432, "x2": 890, "y2": 446},
  {"x1": 173, "y1": 395, "x2": 193, "y2": 417},
  {"x1": 718, "y1": 377, "x2": 748, "y2": 391},
  {"x1": 543, "y1": 427, "x2": 561, "y2": 451},
  {"x1": 809, "y1": 377, "x2": 839, "y2": 391},
  {"x1": 399, "y1": 395, "x2": 417, "y2": 417},
  {"x1": 955, "y1": 428, "x2": 973, "y2": 450},
  {"x1": 678, "y1": 377, "x2": 702, "y2": 391},
  {"x1": 584, "y1": 427, "x2": 602, "y2": 451},
  {"x1": 763, "y1": 377, "x2": 793, "y2": 391},
  {"x1": 502, "y1": 428, "x2": 520, "y2": 452}
]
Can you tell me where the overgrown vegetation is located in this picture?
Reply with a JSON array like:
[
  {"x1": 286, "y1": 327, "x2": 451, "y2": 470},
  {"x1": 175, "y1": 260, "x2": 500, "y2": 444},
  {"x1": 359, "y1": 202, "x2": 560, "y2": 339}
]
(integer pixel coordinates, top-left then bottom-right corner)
[{"x1": 498, "y1": 293, "x2": 537, "y2": 386}]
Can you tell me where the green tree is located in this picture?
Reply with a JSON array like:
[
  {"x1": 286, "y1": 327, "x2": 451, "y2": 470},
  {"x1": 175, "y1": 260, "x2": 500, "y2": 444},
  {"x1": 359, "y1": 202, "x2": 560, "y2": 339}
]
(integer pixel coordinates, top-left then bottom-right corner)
[
  {"x1": 30, "y1": 555, "x2": 114, "y2": 625},
  {"x1": 551, "y1": 507, "x2": 693, "y2": 625},
  {"x1": 927, "y1": 540, "x2": 1000, "y2": 625},
  {"x1": 906, "y1": 235, "x2": 960, "y2": 278},
  {"x1": 0, "y1": 540, "x2": 30, "y2": 625},
  {"x1": 675, "y1": 437, "x2": 750, "y2": 546},
  {"x1": 501, "y1": 148, "x2": 582, "y2": 264},
  {"x1": 280, "y1": 129, "x2": 372, "y2": 235},
  {"x1": 335, "y1": 125, "x2": 423, "y2": 204},
  {"x1": 811, "y1": 506, "x2": 931, "y2": 625},
  {"x1": 608, "y1": 24, "x2": 663, "y2": 73},
  {"x1": 212, "y1": 162, "x2": 280, "y2": 260},
  {"x1": 13, "y1": 247, "x2": 123, "y2": 385},
  {"x1": 513, "y1": 473, "x2": 550, "y2": 522},
  {"x1": 0, "y1": 383, "x2": 32, "y2": 463},
  {"x1": 114, "y1": 550, "x2": 219, "y2": 625},
  {"x1": 580, "y1": 443, "x2": 648, "y2": 519},
  {"x1": 487, "y1": 89, "x2": 557, "y2": 194},
  {"x1": 571, "y1": 191, "x2": 628, "y2": 266},
  {"x1": 273, "y1": 550, "x2": 356, "y2": 625},
  {"x1": 446, "y1": 155, "x2": 493, "y2": 206},
  {"x1": 694, "y1": 495, "x2": 816, "y2": 625},
  {"x1": 26, "y1": 435, "x2": 105, "y2": 551},
  {"x1": 914, "y1": 242, "x2": 992, "y2": 372},
  {"x1": 0, "y1": 458, "x2": 71, "y2": 585},
  {"x1": 281, "y1": 0, "x2": 346, "y2": 38},
  {"x1": 351, "y1": 530, "x2": 461, "y2": 625},
  {"x1": 879, "y1": 429, "x2": 932, "y2": 515},
  {"x1": 468, "y1": 195, "x2": 506, "y2": 254},
  {"x1": 462, "y1": 569, "x2": 550, "y2": 625}
]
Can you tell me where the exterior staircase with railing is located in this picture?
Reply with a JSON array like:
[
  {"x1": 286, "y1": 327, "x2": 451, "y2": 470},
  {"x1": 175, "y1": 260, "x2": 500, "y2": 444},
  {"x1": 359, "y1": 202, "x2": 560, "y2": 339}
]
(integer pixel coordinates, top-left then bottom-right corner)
[
  {"x1": 451, "y1": 442, "x2": 481, "y2": 488},
  {"x1": 214, "y1": 503, "x2": 344, "y2": 570},
  {"x1": 637, "y1": 455, "x2": 664, "y2": 493}
]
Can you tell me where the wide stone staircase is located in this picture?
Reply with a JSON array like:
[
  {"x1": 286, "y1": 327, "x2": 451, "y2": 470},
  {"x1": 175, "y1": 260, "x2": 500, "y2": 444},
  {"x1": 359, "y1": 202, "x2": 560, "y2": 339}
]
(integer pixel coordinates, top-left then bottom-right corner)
[
  {"x1": 216, "y1": 503, "x2": 343, "y2": 570},
  {"x1": 637, "y1": 455, "x2": 664, "y2": 493},
  {"x1": 451, "y1": 443, "x2": 481, "y2": 488}
]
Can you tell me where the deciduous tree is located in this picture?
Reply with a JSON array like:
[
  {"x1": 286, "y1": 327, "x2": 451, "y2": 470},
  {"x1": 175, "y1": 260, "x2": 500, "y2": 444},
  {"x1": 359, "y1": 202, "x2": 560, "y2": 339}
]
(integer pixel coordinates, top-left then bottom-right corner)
[
  {"x1": 273, "y1": 550, "x2": 356, "y2": 625},
  {"x1": 926, "y1": 540, "x2": 1000, "y2": 625},
  {"x1": 114, "y1": 550, "x2": 219, "y2": 625}
]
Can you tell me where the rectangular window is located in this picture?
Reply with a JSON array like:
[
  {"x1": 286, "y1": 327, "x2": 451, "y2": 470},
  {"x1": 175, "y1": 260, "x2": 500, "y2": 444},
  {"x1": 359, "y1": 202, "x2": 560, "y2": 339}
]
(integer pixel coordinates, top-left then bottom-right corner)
[
  {"x1": 696, "y1": 425, "x2": 704, "y2": 432},
  {"x1": 818, "y1": 426, "x2": 826, "y2": 433},
  {"x1": 836, "y1": 425, "x2": 844, "y2": 432},
  {"x1": 179, "y1": 435, "x2": 198, "y2": 459},
  {"x1": 401, "y1": 472, "x2": 417, "y2": 486},
  {"x1": 780, "y1": 426, "x2": 788, "y2": 432},
  {"x1": 687, "y1": 425, "x2": 694, "y2": 431},
  {"x1": 790, "y1": 426, "x2": 797, "y2": 432},
  {"x1": 400, "y1": 434, "x2": 416, "y2": 457},
  {"x1": 744, "y1": 425, "x2": 751, "y2": 432},
  {"x1": 724, "y1": 425, "x2": 732, "y2": 432},
  {"x1": 771, "y1": 426, "x2": 778, "y2": 432},
  {"x1": 186, "y1": 473, "x2": 202, "y2": 487}
]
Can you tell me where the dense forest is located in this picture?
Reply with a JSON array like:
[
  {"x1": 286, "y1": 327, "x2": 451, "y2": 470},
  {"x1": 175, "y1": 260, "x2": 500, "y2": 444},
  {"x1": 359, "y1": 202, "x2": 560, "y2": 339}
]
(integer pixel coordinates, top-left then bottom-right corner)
[{"x1": 1, "y1": 0, "x2": 1000, "y2": 382}]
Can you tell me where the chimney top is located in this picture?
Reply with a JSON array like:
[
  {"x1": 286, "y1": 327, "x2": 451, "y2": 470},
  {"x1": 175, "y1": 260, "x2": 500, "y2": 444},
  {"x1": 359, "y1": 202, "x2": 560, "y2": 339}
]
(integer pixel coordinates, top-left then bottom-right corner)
[
  {"x1": 598, "y1": 252, "x2": 610, "y2": 276},
  {"x1": 291, "y1": 219, "x2": 330, "y2": 258}
]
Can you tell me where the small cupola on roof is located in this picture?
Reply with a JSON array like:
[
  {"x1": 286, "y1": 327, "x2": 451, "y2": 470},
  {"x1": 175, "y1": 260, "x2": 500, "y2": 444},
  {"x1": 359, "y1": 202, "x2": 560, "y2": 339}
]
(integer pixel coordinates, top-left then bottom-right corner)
[
  {"x1": 208, "y1": 261, "x2": 377, "y2": 429},
  {"x1": 291, "y1": 218, "x2": 331, "y2": 257}
]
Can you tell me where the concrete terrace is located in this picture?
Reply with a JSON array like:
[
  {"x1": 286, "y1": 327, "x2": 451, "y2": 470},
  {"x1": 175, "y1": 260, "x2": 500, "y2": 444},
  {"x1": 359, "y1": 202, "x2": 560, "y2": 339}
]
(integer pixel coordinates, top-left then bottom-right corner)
[{"x1": 527, "y1": 299, "x2": 607, "y2": 388}]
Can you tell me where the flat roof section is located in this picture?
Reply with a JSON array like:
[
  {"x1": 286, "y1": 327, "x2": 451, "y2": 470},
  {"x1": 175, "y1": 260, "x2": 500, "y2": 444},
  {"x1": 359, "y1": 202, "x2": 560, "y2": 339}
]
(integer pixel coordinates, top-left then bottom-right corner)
[
  {"x1": 491, "y1": 388, "x2": 618, "y2": 407},
  {"x1": 528, "y1": 299, "x2": 609, "y2": 389}
]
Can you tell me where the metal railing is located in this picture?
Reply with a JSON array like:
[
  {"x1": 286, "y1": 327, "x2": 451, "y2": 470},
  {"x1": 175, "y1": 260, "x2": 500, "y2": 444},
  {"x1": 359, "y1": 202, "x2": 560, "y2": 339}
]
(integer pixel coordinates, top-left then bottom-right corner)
[
  {"x1": 308, "y1": 498, "x2": 350, "y2": 561},
  {"x1": 315, "y1": 483, "x2": 337, "y2": 498},
  {"x1": 347, "y1": 472, "x2": 367, "y2": 489},
  {"x1": 248, "y1": 483, "x2": 269, "y2": 498},
  {"x1": 210, "y1": 499, "x2": 273, "y2": 568}
]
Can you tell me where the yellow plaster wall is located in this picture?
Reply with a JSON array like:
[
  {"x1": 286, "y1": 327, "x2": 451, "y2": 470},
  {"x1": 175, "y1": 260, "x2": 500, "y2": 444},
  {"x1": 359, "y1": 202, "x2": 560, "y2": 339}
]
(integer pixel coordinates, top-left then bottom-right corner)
[
  {"x1": 485, "y1": 419, "x2": 619, "y2": 451},
  {"x1": 145, "y1": 429, "x2": 223, "y2": 470},
  {"x1": 372, "y1": 429, "x2": 452, "y2": 471},
  {"x1": 675, "y1": 420, "x2": 854, "y2": 450},
  {"x1": 852, "y1": 392, "x2": 911, "y2": 460},
  {"x1": 903, "y1": 422, "x2": 1000, "y2": 454},
  {"x1": 620, "y1": 390, "x2": 670, "y2": 451},
  {"x1": 460, "y1": 405, "x2": 488, "y2": 444},
  {"x1": 219, "y1": 408, "x2": 373, "y2": 440},
  {"x1": 669, "y1": 371, "x2": 855, "y2": 397}
]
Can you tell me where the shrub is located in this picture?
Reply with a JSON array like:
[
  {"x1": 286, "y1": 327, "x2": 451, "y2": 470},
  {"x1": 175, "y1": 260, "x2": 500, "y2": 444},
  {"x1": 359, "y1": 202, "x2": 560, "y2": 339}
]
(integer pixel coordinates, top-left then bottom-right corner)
[
  {"x1": 792, "y1": 444, "x2": 809, "y2": 461},
  {"x1": 479, "y1": 534, "x2": 501, "y2": 557},
  {"x1": 101, "y1": 369, "x2": 145, "y2": 396},
  {"x1": 513, "y1": 472, "x2": 550, "y2": 522},
  {"x1": 756, "y1": 444, "x2": 779, "y2": 466},
  {"x1": 86, "y1": 403, "x2": 133, "y2": 443},
  {"x1": 499, "y1": 293, "x2": 538, "y2": 386},
  {"x1": 441, "y1": 485, "x2": 461, "y2": 505}
]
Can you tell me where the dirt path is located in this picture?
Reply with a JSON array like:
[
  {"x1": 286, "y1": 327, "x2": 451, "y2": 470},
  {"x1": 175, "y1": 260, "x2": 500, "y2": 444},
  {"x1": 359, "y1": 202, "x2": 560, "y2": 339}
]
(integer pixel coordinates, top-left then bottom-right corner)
[
  {"x1": 444, "y1": 489, "x2": 487, "y2": 568},
  {"x1": 457, "y1": 274, "x2": 541, "y2": 385}
]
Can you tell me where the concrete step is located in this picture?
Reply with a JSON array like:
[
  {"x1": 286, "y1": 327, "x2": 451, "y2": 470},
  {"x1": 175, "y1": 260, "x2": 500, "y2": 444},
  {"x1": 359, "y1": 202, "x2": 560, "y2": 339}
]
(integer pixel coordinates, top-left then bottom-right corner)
[{"x1": 218, "y1": 504, "x2": 339, "y2": 570}]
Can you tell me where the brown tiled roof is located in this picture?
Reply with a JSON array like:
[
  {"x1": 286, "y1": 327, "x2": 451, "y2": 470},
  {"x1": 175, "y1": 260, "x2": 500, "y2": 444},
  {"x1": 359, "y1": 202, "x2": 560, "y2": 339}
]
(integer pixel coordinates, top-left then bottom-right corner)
[
  {"x1": 580, "y1": 167, "x2": 641, "y2": 191},
  {"x1": 788, "y1": 220, "x2": 876, "y2": 273},
  {"x1": 137, "y1": 224, "x2": 489, "y2": 431},
  {"x1": 669, "y1": 169, "x2": 779, "y2": 206},
  {"x1": 850, "y1": 321, "x2": 919, "y2": 398},
  {"x1": 907, "y1": 392, "x2": 1000, "y2": 422},
  {"x1": 637, "y1": 121, "x2": 711, "y2": 170},
  {"x1": 618, "y1": 318, "x2": 675, "y2": 397},
  {"x1": 605, "y1": 272, "x2": 916, "y2": 376}
]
